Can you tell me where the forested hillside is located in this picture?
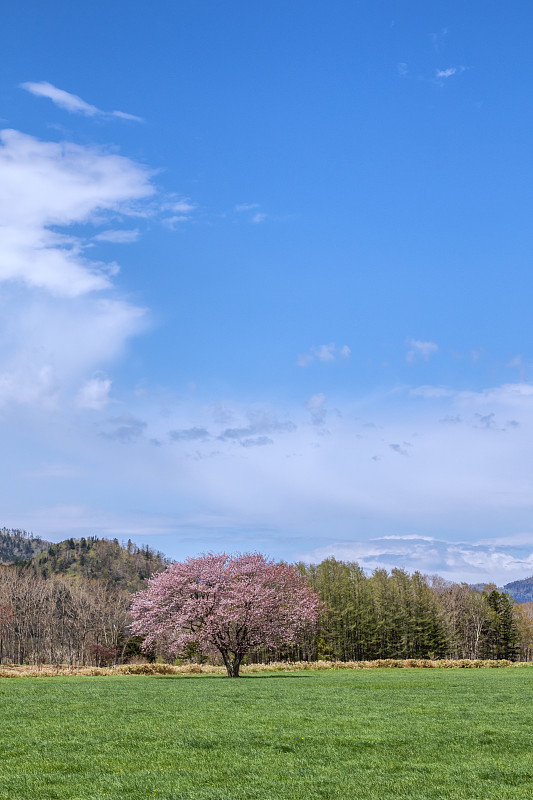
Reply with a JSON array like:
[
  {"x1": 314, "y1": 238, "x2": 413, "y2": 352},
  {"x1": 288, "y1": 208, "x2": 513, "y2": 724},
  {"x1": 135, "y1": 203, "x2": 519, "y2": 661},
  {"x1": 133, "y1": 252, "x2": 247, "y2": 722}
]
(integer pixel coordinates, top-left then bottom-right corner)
[
  {"x1": 0, "y1": 532, "x2": 169, "y2": 666},
  {"x1": 504, "y1": 576, "x2": 533, "y2": 604},
  {"x1": 28, "y1": 536, "x2": 169, "y2": 591},
  {"x1": 0, "y1": 528, "x2": 51, "y2": 563}
]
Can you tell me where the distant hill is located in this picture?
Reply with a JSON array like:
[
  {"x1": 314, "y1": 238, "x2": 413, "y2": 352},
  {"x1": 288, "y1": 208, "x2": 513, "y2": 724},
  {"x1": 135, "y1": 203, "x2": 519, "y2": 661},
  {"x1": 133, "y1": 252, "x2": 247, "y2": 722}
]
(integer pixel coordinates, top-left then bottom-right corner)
[
  {"x1": 0, "y1": 529, "x2": 169, "y2": 591},
  {"x1": 28, "y1": 536, "x2": 170, "y2": 591},
  {"x1": 0, "y1": 528, "x2": 51, "y2": 563},
  {"x1": 503, "y1": 577, "x2": 533, "y2": 604},
  {"x1": 470, "y1": 578, "x2": 533, "y2": 604},
  {"x1": 469, "y1": 583, "x2": 497, "y2": 593}
]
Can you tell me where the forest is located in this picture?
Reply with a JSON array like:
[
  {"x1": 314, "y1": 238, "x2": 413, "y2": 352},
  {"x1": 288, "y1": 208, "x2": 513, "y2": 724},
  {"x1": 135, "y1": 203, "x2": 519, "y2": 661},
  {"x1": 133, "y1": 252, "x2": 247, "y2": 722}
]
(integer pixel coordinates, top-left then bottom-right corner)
[{"x1": 0, "y1": 529, "x2": 532, "y2": 666}]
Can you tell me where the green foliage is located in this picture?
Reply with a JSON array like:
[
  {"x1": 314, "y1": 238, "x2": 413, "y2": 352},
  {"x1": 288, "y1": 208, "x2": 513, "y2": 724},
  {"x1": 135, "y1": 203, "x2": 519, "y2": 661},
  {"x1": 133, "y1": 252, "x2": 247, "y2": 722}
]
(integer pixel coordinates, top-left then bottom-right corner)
[
  {"x1": 483, "y1": 590, "x2": 520, "y2": 660},
  {"x1": 298, "y1": 559, "x2": 449, "y2": 661},
  {"x1": 292, "y1": 559, "x2": 527, "y2": 663},
  {"x1": 123, "y1": 635, "x2": 154, "y2": 662},
  {"x1": 27, "y1": 536, "x2": 168, "y2": 591},
  {"x1": 0, "y1": 669, "x2": 532, "y2": 799},
  {"x1": 0, "y1": 528, "x2": 50, "y2": 563}
]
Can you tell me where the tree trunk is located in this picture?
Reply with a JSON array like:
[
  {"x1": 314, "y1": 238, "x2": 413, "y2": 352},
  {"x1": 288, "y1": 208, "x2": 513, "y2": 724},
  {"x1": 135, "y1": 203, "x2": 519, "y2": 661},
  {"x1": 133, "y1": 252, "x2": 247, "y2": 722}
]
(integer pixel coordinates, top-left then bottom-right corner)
[{"x1": 220, "y1": 649, "x2": 241, "y2": 677}]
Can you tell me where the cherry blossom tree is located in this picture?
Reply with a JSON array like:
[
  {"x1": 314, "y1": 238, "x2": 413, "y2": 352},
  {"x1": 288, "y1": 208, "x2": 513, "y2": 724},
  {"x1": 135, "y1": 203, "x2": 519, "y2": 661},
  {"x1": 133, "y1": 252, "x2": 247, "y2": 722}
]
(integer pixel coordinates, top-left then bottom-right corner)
[{"x1": 130, "y1": 552, "x2": 323, "y2": 677}]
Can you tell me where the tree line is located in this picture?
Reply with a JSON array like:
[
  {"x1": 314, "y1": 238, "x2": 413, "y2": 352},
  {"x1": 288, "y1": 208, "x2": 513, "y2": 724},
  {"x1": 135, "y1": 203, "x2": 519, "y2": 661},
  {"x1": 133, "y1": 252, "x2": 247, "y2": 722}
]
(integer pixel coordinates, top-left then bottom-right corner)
[
  {"x1": 1, "y1": 541, "x2": 533, "y2": 666},
  {"x1": 291, "y1": 559, "x2": 533, "y2": 662},
  {"x1": 0, "y1": 566, "x2": 131, "y2": 666}
]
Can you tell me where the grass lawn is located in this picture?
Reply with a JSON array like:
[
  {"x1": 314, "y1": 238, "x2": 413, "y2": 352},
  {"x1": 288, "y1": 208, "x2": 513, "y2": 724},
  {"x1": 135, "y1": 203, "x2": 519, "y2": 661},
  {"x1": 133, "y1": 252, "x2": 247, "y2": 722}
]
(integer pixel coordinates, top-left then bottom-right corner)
[{"x1": 0, "y1": 668, "x2": 532, "y2": 799}]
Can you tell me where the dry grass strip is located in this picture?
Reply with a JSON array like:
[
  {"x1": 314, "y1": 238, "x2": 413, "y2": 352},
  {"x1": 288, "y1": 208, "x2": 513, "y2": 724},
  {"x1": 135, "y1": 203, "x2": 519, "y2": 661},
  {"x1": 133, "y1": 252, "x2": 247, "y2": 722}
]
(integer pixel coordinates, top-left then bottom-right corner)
[{"x1": 1, "y1": 658, "x2": 529, "y2": 677}]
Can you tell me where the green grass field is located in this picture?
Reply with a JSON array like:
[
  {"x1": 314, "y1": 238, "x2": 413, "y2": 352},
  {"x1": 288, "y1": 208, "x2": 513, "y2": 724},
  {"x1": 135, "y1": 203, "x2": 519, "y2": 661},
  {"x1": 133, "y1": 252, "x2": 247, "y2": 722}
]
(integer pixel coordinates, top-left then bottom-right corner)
[{"x1": 1, "y1": 668, "x2": 532, "y2": 800}]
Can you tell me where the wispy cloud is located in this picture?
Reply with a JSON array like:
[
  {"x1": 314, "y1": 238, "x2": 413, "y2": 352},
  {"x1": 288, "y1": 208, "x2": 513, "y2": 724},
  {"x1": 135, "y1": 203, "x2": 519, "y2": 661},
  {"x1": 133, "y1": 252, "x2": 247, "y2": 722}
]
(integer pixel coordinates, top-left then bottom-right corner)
[
  {"x1": 218, "y1": 410, "x2": 296, "y2": 441},
  {"x1": 389, "y1": 442, "x2": 410, "y2": 456},
  {"x1": 102, "y1": 414, "x2": 147, "y2": 443},
  {"x1": 431, "y1": 28, "x2": 449, "y2": 53},
  {"x1": 169, "y1": 427, "x2": 211, "y2": 443},
  {"x1": 252, "y1": 212, "x2": 267, "y2": 224},
  {"x1": 435, "y1": 66, "x2": 464, "y2": 80},
  {"x1": 300, "y1": 534, "x2": 533, "y2": 585},
  {"x1": 406, "y1": 339, "x2": 438, "y2": 362},
  {"x1": 240, "y1": 435, "x2": 273, "y2": 448},
  {"x1": 94, "y1": 229, "x2": 140, "y2": 244},
  {"x1": 507, "y1": 355, "x2": 528, "y2": 381},
  {"x1": 160, "y1": 197, "x2": 196, "y2": 228},
  {"x1": 235, "y1": 203, "x2": 259, "y2": 212},
  {"x1": 234, "y1": 203, "x2": 267, "y2": 223},
  {"x1": 20, "y1": 81, "x2": 144, "y2": 122},
  {"x1": 297, "y1": 342, "x2": 351, "y2": 367}
]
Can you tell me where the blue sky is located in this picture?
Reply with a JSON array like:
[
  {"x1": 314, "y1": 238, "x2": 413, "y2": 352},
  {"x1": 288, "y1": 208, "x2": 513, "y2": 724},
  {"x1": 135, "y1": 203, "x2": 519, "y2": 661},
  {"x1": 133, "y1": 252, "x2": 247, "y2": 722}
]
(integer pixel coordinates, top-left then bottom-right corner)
[{"x1": 1, "y1": 1, "x2": 533, "y2": 582}]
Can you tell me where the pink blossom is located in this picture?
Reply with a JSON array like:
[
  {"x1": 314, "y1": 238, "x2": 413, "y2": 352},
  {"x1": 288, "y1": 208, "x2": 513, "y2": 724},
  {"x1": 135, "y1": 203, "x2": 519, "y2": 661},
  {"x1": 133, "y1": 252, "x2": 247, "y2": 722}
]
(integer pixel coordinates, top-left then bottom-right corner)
[{"x1": 130, "y1": 552, "x2": 323, "y2": 677}]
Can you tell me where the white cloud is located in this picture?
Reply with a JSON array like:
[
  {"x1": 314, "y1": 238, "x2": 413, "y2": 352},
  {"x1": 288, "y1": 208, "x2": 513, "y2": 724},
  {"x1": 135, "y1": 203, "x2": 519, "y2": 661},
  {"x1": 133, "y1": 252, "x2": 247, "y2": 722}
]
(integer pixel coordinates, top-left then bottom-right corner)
[
  {"x1": 164, "y1": 199, "x2": 196, "y2": 214},
  {"x1": 0, "y1": 129, "x2": 153, "y2": 296},
  {"x1": 435, "y1": 66, "x2": 464, "y2": 80},
  {"x1": 235, "y1": 203, "x2": 259, "y2": 212},
  {"x1": 0, "y1": 293, "x2": 145, "y2": 409},
  {"x1": 132, "y1": 381, "x2": 533, "y2": 559},
  {"x1": 300, "y1": 534, "x2": 533, "y2": 585},
  {"x1": 252, "y1": 212, "x2": 267, "y2": 224},
  {"x1": 297, "y1": 354, "x2": 312, "y2": 367},
  {"x1": 76, "y1": 377, "x2": 112, "y2": 410},
  {"x1": 315, "y1": 344, "x2": 336, "y2": 362},
  {"x1": 297, "y1": 342, "x2": 351, "y2": 366},
  {"x1": 161, "y1": 197, "x2": 196, "y2": 228},
  {"x1": 94, "y1": 229, "x2": 140, "y2": 244},
  {"x1": 111, "y1": 110, "x2": 144, "y2": 122},
  {"x1": 456, "y1": 382, "x2": 533, "y2": 408},
  {"x1": 406, "y1": 339, "x2": 438, "y2": 362},
  {"x1": 20, "y1": 81, "x2": 144, "y2": 122},
  {"x1": 0, "y1": 358, "x2": 58, "y2": 409},
  {"x1": 436, "y1": 68, "x2": 456, "y2": 78},
  {"x1": 234, "y1": 203, "x2": 266, "y2": 223},
  {"x1": 397, "y1": 62, "x2": 408, "y2": 77},
  {"x1": 2, "y1": 379, "x2": 533, "y2": 580},
  {"x1": 0, "y1": 128, "x2": 155, "y2": 409}
]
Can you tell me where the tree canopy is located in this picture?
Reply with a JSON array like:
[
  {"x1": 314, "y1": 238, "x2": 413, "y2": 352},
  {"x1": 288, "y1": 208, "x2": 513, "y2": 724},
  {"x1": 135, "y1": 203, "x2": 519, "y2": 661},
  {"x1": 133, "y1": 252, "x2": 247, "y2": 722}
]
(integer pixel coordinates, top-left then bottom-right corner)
[{"x1": 130, "y1": 552, "x2": 323, "y2": 676}]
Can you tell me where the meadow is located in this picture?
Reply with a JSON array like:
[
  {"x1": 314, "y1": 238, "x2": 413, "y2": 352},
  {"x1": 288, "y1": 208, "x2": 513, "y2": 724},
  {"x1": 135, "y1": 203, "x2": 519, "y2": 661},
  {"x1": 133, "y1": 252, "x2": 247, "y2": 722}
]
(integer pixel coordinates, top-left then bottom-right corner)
[{"x1": 1, "y1": 668, "x2": 532, "y2": 800}]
